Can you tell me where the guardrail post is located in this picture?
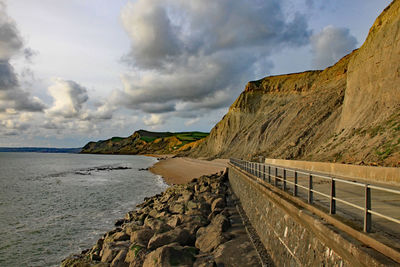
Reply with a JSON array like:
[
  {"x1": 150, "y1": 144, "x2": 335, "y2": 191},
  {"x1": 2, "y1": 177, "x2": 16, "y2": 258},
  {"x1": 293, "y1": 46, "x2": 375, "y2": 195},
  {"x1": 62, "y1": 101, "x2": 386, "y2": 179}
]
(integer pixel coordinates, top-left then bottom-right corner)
[
  {"x1": 330, "y1": 178, "x2": 336, "y2": 214},
  {"x1": 268, "y1": 166, "x2": 271, "y2": 183},
  {"x1": 364, "y1": 185, "x2": 371, "y2": 232},
  {"x1": 274, "y1": 167, "x2": 278, "y2": 187},
  {"x1": 283, "y1": 169, "x2": 287, "y2": 191},
  {"x1": 263, "y1": 165, "x2": 266, "y2": 181},
  {"x1": 308, "y1": 174, "x2": 313, "y2": 204},
  {"x1": 294, "y1": 171, "x2": 298, "y2": 196},
  {"x1": 257, "y1": 163, "x2": 260, "y2": 177}
]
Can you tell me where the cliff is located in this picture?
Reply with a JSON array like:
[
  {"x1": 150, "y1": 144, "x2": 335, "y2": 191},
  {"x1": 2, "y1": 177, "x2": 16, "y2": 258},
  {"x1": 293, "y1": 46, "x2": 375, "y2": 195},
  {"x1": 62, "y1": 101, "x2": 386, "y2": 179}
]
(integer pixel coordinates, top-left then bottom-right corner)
[
  {"x1": 81, "y1": 130, "x2": 208, "y2": 155},
  {"x1": 187, "y1": 0, "x2": 400, "y2": 167}
]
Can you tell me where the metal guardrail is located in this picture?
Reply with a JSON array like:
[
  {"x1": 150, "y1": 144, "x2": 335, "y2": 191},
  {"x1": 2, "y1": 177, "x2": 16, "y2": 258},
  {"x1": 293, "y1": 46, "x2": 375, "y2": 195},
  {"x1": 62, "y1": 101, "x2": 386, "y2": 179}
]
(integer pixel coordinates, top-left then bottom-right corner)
[{"x1": 230, "y1": 158, "x2": 400, "y2": 233}]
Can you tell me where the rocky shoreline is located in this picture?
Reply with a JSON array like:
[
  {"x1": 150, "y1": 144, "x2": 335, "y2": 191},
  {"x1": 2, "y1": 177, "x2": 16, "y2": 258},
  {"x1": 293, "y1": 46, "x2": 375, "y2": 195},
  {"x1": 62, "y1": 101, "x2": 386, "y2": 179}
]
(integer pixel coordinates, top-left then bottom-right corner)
[{"x1": 61, "y1": 171, "x2": 263, "y2": 267}]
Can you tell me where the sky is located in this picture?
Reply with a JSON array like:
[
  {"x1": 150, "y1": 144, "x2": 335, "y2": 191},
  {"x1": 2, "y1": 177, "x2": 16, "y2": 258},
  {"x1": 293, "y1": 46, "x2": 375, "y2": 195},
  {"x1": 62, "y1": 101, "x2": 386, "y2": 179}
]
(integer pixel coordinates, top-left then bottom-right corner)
[{"x1": 0, "y1": 0, "x2": 392, "y2": 147}]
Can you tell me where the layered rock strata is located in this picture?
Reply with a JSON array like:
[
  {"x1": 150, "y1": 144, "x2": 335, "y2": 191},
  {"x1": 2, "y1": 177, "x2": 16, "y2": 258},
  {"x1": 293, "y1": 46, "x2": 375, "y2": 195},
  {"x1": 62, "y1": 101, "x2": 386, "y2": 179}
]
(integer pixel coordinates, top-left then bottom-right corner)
[{"x1": 187, "y1": 0, "x2": 400, "y2": 167}]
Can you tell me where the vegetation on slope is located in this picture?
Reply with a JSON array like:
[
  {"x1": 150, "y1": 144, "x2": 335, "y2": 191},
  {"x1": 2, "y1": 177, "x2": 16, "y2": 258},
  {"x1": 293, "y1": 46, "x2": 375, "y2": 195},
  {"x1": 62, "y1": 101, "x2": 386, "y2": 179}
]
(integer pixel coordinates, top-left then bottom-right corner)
[{"x1": 81, "y1": 130, "x2": 209, "y2": 155}]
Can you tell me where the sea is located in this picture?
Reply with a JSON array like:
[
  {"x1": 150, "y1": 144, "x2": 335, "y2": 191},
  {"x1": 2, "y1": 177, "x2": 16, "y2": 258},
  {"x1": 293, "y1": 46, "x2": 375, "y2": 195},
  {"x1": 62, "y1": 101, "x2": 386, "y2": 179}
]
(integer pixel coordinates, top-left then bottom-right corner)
[{"x1": 0, "y1": 152, "x2": 168, "y2": 267}]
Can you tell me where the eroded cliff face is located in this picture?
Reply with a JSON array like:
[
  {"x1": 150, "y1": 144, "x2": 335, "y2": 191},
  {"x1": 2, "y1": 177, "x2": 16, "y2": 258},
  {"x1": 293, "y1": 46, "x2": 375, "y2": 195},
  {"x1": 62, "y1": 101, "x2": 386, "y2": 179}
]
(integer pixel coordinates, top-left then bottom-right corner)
[{"x1": 188, "y1": 0, "x2": 400, "y2": 166}]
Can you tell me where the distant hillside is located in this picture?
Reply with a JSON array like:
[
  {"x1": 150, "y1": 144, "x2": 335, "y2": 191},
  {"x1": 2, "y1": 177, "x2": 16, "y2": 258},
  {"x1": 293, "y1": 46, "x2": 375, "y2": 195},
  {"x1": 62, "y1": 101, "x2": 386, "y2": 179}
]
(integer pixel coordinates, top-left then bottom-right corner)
[
  {"x1": 0, "y1": 147, "x2": 81, "y2": 153},
  {"x1": 186, "y1": 0, "x2": 400, "y2": 167},
  {"x1": 81, "y1": 130, "x2": 209, "y2": 155}
]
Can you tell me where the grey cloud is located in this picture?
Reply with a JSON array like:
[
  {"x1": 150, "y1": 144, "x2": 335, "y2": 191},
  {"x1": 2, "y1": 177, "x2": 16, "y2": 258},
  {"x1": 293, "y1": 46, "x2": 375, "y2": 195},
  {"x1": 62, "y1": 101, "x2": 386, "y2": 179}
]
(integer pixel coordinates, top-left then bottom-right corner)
[
  {"x1": 0, "y1": 61, "x2": 18, "y2": 89},
  {"x1": 305, "y1": 0, "x2": 314, "y2": 9},
  {"x1": 311, "y1": 25, "x2": 357, "y2": 69},
  {"x1": 0, "y1": 10, "x2": 23, "y2": 60},
  {"x1": 118, "y1": 0, "x2": 311, "y2": 117},
  {"x1": 137, "y1": 102, "x2": 176, "y2": 114},
  {"x1": 121, "y1": 1, "x2": 182, "y2": 69},
  {"x1": 23, "y1": 48, "x2": 37, "y2": 62},
  {"x1": 0, "y1": 2, "x2": 45, "y2": 113},
  {"x1": 5, "y1": 89, "x2": 45, "y2": 112}
]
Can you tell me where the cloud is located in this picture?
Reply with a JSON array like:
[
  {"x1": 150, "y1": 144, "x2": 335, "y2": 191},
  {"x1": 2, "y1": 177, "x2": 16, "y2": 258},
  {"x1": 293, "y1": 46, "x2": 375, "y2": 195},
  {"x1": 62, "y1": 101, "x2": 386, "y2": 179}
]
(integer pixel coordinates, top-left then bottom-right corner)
[
  {"x1": 46, "y1": 78, "x2": 88, "y2": 118},
  {"x1": 305, "y1": 0, "x2": 314, "y2": 9},
  {"x1": 143, "y1": 114, "x2": 166, "y2": 126},
  {"x1": 0, "y1": 4, "x2": 23, "y2": 60},
  {"x1": 0, "y1": 61, "x2": 18, "y2": 89},
  {"x1": 118, "y1": 0, "x2": 311, "y2": 119},
  {"x1": 311, "y1": 25, "x2": 358, "y2": 69},
  {"x1": 0, "y1": 2, "x2": 45, "y2": 113},
  {"x1": 184, "y1": 117, "x2": 200, "y2": 126}
]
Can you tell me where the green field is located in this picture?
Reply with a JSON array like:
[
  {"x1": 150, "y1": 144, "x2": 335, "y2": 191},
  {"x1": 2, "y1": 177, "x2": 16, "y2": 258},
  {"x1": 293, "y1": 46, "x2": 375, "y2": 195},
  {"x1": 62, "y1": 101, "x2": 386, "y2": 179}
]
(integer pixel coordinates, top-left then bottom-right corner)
[{"x1": 139, "y1": 131, "x2": 209, "y2": 144}]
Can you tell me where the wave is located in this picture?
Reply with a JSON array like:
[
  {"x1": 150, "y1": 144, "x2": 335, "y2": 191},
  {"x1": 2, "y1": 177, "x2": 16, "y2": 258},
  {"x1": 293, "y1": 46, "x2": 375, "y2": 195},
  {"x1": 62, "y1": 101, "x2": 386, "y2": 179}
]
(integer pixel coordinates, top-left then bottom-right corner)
[{"x1": 155, "y1": 175, "x2": 169, "y2": 189}]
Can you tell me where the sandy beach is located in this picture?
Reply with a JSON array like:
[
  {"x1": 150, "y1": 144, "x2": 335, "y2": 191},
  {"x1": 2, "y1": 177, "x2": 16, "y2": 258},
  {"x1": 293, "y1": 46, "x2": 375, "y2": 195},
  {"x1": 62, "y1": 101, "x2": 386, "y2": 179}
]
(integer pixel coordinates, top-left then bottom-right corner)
[{"x1": 149, "y1": 157, "x2": 228, "y2": 184}]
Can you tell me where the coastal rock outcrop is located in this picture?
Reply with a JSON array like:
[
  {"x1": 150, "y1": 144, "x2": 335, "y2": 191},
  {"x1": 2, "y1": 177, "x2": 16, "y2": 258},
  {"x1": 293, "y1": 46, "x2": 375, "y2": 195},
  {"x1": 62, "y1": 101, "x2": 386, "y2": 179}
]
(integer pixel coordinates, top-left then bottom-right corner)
[
  {"x1": 61, "y1": 171, "x2": 262, "y2": 267},
  {"x1": 186, "y1": 0, "x2": 400, "y2": 167},
  {"x1": 81, "y1": 130, "x2": 208, "y2": 155}
]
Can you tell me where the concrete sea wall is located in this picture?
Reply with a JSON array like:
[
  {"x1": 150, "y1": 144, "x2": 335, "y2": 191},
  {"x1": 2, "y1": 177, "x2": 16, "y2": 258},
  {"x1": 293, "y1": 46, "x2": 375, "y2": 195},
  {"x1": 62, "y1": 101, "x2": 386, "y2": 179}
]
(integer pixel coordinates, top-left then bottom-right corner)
[{"x1": 228, "y1": 164, "x2": 396, "y2": 266}]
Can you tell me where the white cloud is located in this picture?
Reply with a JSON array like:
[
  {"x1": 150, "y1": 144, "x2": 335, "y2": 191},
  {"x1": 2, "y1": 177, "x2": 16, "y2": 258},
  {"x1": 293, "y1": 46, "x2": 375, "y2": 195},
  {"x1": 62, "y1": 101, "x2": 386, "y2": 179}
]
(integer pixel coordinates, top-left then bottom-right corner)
[
  {"x1": 184, "y1": 117, "x2": 200, "y2": 126},
  {"x1": 143, "y1": 114, "x2": 166, "y2": 126},
  {"x1": 311, "y1": 25, "x2": 357, "y2": 69},
  {"x1": 46, "y1": 78, "x2": 88, "y2": 118}
]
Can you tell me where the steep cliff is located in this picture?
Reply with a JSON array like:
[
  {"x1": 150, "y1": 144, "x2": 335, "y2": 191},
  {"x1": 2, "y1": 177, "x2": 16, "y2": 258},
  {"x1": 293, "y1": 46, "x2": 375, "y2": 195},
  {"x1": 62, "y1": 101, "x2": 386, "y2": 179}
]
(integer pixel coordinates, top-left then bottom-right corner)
[
  {"x1": 81, "y1": 130, "x2": 208, "y2": 155},
  {"x1": 188, "y1": 0, "x2": 400, "y2": 166}
]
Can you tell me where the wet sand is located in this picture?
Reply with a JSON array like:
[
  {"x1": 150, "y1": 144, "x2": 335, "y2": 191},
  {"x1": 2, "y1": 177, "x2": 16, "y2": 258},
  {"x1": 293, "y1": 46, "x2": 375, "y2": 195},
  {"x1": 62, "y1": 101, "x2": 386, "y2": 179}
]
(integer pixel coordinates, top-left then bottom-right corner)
[{"x1": 149, "y1": 157, "x2": 228, "y2": 185}]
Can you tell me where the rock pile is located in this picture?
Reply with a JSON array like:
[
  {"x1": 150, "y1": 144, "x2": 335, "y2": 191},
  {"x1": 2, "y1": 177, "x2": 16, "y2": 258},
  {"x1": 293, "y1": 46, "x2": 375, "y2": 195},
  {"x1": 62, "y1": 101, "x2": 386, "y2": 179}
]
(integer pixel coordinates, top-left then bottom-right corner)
[{"x1": 61, "y1": 171, "x2": 261, "y2": 267}]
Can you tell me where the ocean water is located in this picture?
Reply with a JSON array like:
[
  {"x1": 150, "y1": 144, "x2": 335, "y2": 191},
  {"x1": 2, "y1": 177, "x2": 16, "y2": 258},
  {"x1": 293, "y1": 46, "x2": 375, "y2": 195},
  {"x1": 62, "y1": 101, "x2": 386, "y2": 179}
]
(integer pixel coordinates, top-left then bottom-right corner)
[{"x1": 0, "y1": 152, "x2": 168, "y2": 267}]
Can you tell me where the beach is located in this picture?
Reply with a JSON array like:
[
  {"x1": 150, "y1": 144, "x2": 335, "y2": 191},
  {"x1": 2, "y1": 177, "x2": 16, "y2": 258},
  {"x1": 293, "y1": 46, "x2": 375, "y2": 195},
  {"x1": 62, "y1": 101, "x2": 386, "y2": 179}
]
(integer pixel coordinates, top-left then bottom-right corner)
[{"x1": 149, "y1": 156, "x2": 228, "y2": 184}]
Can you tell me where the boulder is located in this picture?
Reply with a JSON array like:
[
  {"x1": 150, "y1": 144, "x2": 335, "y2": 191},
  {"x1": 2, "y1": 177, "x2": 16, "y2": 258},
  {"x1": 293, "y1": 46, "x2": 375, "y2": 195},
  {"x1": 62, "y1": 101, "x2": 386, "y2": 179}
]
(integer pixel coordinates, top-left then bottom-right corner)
[
  {"x1": 193, "y1": 255, "x2": 217, "y2": 267},
  {"x1": 177, "y1": 191, "x2": 193, "y2": 203},
  {"x1": 211, "y1": 198, "x2": 225, "y2": 212},
  {"x1": 169, "y1": 203, "x2": 185, "y2": 214},
  {"x1": 110, "y1": 249, "x2": 128, "y2": 267},
  {"x1": 213, "y1": 236, "x2": 261, "y2": 267},
  {"x1": 123, "y1": 222, "x2": 143, "y2": 236},
  {"x1": 195, "y1": 214, "x2": 231, "y2": 253},
  {"x1": 147, "y1": 228, "x2": 193, "y2": 250},
  {"x1": 199, "y1": 184, "x2": 210, "y2": 193},
  {"x1": 112, "y1": 232, "x2": 130, "y2": 242},
  {"x1": 130, "y1": 228, "x2": 155, "y2": 247},
  {"x1": 125, "y1": 244, "x2": 147, "y2": 267},
  {"x1": 166, "y1": 215, "x2": 181, "y2": 228},
  {"x1": 144, "y1": 217, "x2": 172, "y2": 233},
  {"x1": 210, "y1": 214, "x2": 230, "y2": 232},
  {"x1": 143, "y1": 244, "x2": 196, "y2": 267},
  {"x1": 200, "y1": 192, "x2": 217, "y2": 205},
  {"x1": 89, "y1": 238, "x2": 104, "y2": 259},
  {"x1": 195, "y1": 227, "x2": 229, "y2": 253},
  {"x1": 115, "y1": 218, "x2": 126, "y2": 227},
  {"x1": 100, "y1": 241, "x2": 129, "y2": 263}
]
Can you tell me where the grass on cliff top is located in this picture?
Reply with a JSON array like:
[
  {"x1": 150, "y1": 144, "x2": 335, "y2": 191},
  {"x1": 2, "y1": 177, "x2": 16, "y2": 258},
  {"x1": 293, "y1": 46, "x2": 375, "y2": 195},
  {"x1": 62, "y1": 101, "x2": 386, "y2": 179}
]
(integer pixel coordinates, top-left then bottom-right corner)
[{"x1": 140, "y1": 131, "x2": 208, "y2": 143}]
